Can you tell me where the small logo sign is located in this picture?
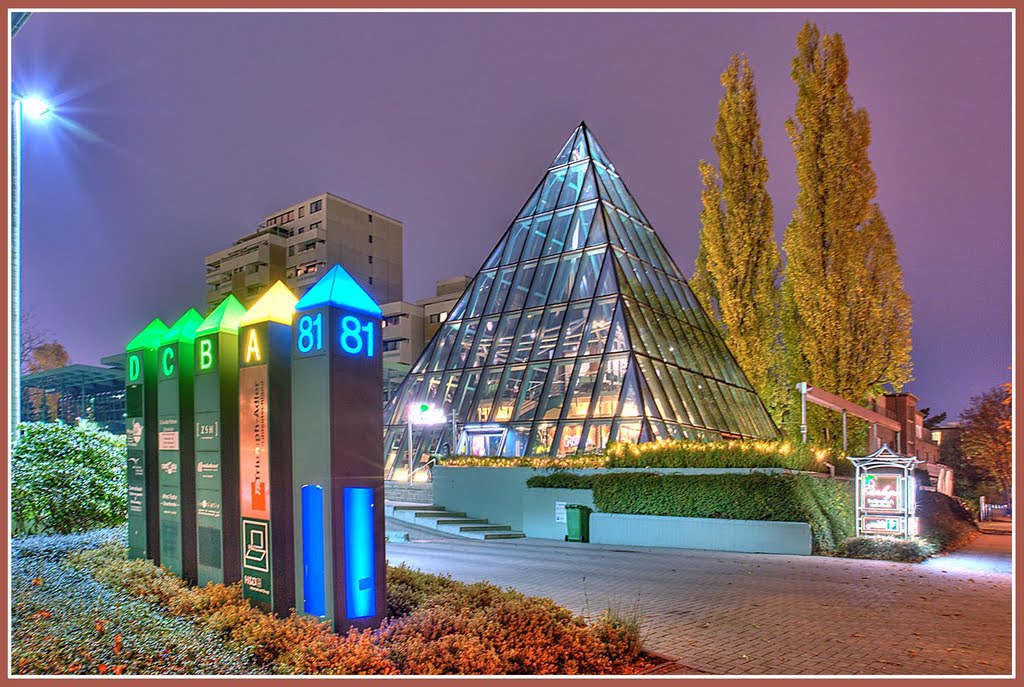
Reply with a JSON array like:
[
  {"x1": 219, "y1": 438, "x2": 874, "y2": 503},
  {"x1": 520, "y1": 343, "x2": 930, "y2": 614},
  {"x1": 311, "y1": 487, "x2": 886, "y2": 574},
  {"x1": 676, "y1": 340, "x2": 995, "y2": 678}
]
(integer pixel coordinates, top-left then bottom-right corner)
[
  {"x1": 161, "y1": 461, "x2": 178, "y2": 476},
  {"x1": 242, "y1": 520, "x2": 270, "y2": 573},
  {"x1": 127, "y1": 420, "x2": 143, "y2": 448},
  {"x1": 196, "y1": 462, "x2": 219, "y2": 474},
  {"x1": 159, "y1": 431, "x2": 179, "y2": 451}
]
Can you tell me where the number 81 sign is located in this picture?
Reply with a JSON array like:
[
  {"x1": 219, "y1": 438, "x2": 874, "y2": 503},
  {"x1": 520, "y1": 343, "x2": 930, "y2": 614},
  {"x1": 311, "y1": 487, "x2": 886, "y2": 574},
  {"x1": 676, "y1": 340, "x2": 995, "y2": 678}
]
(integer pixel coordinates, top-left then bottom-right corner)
[{"x1": 296, "y1": 312, "x2": 376, "y2": 358}]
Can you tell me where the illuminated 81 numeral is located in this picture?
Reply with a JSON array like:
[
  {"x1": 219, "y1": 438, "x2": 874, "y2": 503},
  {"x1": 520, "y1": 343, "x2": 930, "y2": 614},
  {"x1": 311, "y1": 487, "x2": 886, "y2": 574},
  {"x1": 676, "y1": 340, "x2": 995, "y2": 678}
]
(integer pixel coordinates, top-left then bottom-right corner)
[
  {"x1": 297, "y1": 313, "x2": 324, "y2": 353},
  {"x1": 339, "y1": 315, "x2": 375, "y2": 357}
]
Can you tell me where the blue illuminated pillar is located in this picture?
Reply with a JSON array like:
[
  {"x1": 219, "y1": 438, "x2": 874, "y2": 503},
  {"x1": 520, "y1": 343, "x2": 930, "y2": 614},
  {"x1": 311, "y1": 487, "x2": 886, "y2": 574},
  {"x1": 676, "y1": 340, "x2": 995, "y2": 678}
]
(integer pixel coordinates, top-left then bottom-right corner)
[{"x1": 291, "y1": 264, "x2": 386, "y2": 631}]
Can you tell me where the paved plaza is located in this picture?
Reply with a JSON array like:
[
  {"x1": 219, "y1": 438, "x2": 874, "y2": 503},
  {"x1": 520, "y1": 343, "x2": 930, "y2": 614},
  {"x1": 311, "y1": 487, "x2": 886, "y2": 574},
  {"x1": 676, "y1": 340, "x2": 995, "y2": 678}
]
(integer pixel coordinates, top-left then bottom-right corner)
[{"x1": 385, "y1": 529, "x2": 1013, "y2": 675}]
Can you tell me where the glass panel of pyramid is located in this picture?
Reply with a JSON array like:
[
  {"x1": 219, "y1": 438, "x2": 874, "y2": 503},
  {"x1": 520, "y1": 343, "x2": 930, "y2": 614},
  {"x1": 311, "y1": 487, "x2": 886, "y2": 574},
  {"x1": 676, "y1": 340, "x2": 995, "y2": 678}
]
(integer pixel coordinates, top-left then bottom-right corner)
[{"x1": 384, "y1": 122, "x2": 778, "y2": 477}]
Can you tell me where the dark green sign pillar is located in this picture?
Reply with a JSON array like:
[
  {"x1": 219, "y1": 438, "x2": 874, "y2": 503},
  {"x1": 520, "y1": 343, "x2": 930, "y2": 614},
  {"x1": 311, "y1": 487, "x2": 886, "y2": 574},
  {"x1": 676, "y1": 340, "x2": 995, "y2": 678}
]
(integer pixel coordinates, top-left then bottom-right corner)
[
  {"x1": 193, "y1": 295, "x2": 247, "y2": 586},
  {"x1": 125, "y1": 318, "x2": 169, "y2": 562},
  {"x1": 237, "y1": 282, "x2": 297, "y2": 616},
  {"x1": 156, "y1": 308, "x2": 204, "y2": 584},
  {"x1": 291, "y1": 265, "x2": 386, "y2": 631}
]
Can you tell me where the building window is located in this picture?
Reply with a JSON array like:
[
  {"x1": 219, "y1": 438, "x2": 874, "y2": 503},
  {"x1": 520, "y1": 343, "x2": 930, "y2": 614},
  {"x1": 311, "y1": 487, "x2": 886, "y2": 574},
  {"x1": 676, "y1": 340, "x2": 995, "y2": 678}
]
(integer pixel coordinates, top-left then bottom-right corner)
[
  {"x1": 440, "y1": 311, "x2": 448, "y2": 323},
  {"x1": 368, "y1": 234, "x2": 373, "y2": 243},
  {"x1": 288, "y1": 246, "x2": 295, "y2": 257},
  {"x1": 383, "y1": 340, "x2": 400, "y2": 352},
  {"x1": 368, "y1": 214, "x2": 373, "y2": 223},
  {"x1": 310, "y1": 221, "x2": 321, "y2": 231},
  {"x1": 428, "y1": 312, "x2": 449, "y2": 324},
  {"x1": 369, "y1": 276, "x2": 373, "y2": 285},
  {"x1": 368, "y1": 255, "x2": 373, "y2": 264},
  {"x1": 267, "y1": 217, "x2": 277, "y2": 226},
  {"x1": 382, "y1": 314, "x2": 404, "y2": 328},
  {"x1": 299, "y1": 206, "x2": 305, "y2": 219},
  {"x1": 296, "y1": 226, "x2": 305, "y2": 234},
  {"x1": 310, "y1": 199, "x2": 323, "y2": 213}
]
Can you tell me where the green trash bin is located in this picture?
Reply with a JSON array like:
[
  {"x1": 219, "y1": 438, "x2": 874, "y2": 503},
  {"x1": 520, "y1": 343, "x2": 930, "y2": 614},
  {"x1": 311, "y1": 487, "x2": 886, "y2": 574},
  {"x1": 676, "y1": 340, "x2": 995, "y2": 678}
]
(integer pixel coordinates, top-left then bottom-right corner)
[{"x1": 564, "y1": 504, "x2": 592, "y2": 543}]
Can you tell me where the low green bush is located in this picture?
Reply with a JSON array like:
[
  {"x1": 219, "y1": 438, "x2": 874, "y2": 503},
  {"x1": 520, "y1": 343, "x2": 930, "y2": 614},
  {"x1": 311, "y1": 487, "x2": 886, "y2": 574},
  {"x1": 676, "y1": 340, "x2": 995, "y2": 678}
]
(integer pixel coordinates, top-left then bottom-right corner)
[
  {"x1": 526, "y1": 473, "x2": 594, "y2": 490},
  {"x1": 591, "y1": 472, "x2": 854, "y2": 552},
  {"x1": 917, "y1": 490, "x2": 979, "y2": 551},
  {"x1": 13, "y1": 422, "x2": 127, "y2": 535},
  {"x1": 834, "y1": 536, "x2": 938, "y2": 563}
]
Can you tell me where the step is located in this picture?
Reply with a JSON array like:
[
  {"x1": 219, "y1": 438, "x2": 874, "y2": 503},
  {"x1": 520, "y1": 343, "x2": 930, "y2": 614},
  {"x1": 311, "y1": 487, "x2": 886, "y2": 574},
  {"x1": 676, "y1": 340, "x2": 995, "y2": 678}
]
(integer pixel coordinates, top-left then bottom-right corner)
[
  {"x1": 391, "y1": 509, "x2": 454, "y2": 525},
  {"x1": 428, "y1": 518, "x2": 489, "y2": 527},
  {"x1": 390, "y1": 504, "x2": 439, "y2": 511},
  {"x1": 462, "y1": 530, "x2": 527, "y2": 540},
  {"x1": 411, "y1": 512, "x2": 468, "y2": 521},
  {"x1": 436, "y1": 523, "x2": 510, "y2": 535}
]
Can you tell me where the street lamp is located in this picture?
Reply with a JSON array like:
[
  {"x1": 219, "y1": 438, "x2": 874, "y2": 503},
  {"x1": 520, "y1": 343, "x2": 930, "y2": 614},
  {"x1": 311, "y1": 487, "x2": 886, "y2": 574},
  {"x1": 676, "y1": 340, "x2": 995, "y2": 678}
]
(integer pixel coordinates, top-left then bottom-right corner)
[{"x1": 11, "y1": 94, "x2": 53, "y2": 444}]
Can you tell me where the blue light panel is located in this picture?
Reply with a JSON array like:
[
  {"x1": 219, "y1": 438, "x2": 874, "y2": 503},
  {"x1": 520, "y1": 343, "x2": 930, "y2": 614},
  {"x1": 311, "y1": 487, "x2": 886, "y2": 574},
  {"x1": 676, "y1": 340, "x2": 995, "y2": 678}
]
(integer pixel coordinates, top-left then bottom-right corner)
[
  {"x1": 295, "y1": 264, "x2": 382, "y2": 317},
  {"x1": 301, "y1": 485, "x2": 326, "y2": 617},
  {"x1": 342, "y1": 486, "x2": 376, "y2": 619}
]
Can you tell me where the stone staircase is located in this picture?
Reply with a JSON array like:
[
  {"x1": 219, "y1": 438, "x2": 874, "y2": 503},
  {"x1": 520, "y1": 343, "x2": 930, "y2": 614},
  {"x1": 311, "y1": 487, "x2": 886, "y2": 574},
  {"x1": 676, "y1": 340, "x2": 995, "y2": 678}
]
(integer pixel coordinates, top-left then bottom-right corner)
[{"x1": 386, "y1": 504, "x2": 525, "y2": 540}]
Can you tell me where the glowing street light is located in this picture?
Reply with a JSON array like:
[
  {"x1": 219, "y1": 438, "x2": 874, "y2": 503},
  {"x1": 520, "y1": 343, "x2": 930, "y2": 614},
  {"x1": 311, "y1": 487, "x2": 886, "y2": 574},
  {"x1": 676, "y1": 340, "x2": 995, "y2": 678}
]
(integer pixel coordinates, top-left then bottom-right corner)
[
  {"x1": 11, "y1": 94, "x2": 54, "y2": 443},
  {"x1": 20, "y1": 96, "x2": 51, "y2": 120}
]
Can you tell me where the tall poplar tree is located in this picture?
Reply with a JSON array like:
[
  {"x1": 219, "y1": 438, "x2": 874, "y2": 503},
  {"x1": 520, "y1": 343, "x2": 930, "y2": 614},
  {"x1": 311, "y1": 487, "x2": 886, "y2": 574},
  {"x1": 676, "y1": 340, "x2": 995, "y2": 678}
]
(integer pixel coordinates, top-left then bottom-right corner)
[
  {"x1": 781, "y1": 23, "x2": 913, "y2": 443},
  {"x1": 691, "y1": 54, "x2": 783, "y2": 421}
]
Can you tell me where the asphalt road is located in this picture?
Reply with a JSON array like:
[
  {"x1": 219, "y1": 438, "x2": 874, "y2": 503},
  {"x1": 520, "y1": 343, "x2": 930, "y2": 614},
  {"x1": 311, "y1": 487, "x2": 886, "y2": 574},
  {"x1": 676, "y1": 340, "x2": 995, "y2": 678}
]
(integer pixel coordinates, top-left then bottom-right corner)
[{"x1": 384, "y1": 531, "x2": 1012, "y2": 675}]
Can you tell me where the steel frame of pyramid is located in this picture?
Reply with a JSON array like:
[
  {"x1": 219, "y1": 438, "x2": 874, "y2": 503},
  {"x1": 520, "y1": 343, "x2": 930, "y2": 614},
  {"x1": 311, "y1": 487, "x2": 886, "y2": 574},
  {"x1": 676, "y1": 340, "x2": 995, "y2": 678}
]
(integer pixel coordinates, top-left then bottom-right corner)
[{"x1": 383, "y1": 123, "x2": 778, "y2": 476}]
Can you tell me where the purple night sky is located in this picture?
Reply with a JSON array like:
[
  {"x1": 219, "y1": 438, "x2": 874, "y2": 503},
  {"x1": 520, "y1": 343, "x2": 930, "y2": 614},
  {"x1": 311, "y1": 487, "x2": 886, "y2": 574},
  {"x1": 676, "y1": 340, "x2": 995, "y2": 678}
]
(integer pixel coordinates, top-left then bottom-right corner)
[{"x1": 13, "y1": 11, "x2": 1011, "y2": 421}]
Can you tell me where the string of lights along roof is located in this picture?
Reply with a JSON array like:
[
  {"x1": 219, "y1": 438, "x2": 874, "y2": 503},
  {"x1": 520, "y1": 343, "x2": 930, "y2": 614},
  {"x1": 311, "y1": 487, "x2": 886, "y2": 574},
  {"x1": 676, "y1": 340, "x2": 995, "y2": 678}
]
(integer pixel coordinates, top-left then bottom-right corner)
[{"x1": 384, "y1": 122, "x2": 778, "y2": 475}]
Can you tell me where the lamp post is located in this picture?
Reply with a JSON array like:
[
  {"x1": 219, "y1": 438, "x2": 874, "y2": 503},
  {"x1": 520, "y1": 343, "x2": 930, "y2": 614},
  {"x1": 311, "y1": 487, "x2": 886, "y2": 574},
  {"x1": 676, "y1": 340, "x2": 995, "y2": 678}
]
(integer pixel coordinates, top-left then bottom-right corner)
[{"x1": 11, "y1": 95, "x2": 52, "y2": 444}]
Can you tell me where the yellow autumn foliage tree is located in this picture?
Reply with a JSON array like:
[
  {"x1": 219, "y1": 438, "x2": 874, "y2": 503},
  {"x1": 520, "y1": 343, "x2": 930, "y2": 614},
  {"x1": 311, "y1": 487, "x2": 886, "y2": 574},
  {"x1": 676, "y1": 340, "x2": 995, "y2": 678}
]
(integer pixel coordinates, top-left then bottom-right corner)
[
  {"x1": 781, "y1": 23, "x2": 913, "y2": 444},
  {"x1": 691, "y1": 54, "x2": 783, "y2": 424}
]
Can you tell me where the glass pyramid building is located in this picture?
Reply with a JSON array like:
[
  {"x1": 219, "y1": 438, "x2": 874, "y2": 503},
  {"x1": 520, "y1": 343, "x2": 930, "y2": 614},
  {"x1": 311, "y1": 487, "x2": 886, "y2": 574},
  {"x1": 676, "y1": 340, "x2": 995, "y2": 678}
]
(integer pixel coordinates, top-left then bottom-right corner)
[{"x1": 383, "y1": 123, "x2": 778, "y2": 475}]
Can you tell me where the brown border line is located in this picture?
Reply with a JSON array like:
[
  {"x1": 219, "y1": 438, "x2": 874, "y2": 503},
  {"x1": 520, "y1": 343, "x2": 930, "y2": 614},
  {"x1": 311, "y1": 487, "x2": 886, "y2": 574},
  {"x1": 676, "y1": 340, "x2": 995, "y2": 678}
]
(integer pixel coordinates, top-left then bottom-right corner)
[{"x1": 3, "y1": 3, "x2": 1017, "y2": 686}]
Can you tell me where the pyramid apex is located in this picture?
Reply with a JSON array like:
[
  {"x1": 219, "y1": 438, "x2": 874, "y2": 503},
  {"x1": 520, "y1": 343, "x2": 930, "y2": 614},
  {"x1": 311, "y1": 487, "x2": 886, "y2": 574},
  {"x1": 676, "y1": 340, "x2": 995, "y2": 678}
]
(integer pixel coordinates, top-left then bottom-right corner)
[
  {"x1": 295, "y1": 263, "x2": 382, "y2": 317},
  {"x1": 160, "y1": 308, "x2": 204, "y2": 345},
  {"x1": 125, "y1": 318, "x2": 169, "y2": 352},
  {"x1": 239, "y1": 281, "x2": 298, "y2": 326},
  {"x1": 197, "y1": 294, "x2": 248, "y2": 335}
]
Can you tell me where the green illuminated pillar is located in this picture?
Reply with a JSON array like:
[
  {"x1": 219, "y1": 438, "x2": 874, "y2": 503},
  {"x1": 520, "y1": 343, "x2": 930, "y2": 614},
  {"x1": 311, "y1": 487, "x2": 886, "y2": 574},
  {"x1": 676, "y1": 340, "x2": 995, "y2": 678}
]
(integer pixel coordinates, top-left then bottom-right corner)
[
  {"x1": 238, "y1": 282, "x2": 297, "y2": 616},
  {"x1": 125, "y1": 318, "x2": 169, "y2": 562},
  {"x1": 193, "y1": 295, "x2": 247, "y2": 586},
  {"x1": 157, "y1": 308, "x2": 204, "y2": 583},
  {"x1": 291, "y1": 265, "x2": 386, "y2": 631}
]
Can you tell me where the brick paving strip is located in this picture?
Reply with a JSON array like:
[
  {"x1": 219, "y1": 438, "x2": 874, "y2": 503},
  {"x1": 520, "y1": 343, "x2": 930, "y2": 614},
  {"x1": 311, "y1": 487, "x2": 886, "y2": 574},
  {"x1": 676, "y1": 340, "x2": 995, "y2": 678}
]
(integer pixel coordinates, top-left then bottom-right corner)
[{"x1": 385, "y1": 532, "x2": 1012, "y2": 676}]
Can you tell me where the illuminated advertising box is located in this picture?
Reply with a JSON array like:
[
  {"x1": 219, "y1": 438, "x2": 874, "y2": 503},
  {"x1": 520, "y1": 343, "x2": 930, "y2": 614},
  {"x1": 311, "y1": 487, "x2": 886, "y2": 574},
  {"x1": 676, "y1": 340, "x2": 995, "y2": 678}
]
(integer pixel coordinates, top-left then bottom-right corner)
[
  {"x1": 238, "y1": 282, "x2": 297, "y2": 616},
  {"x1": 291, "y1": 265, "x2": 386, "y2": 631},
  {"x1": 193, "y1": 295, "x2": 247, "y2": 586},
  {"x1": 156, "y1": 309, "x2": 204, "y2": 583},
  {"x1": 125, "y1": 318, "x2": 169, "y2": 562}
]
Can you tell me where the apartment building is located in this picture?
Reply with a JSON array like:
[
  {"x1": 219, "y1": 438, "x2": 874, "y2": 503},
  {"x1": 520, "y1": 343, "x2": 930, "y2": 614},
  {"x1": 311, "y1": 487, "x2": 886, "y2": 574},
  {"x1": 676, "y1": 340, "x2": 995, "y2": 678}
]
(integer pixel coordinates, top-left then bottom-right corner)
[
  {"x1": 379, "y1": 275, "x2": 470, "y2": 404},
  {"x1": 205, "y1": 192, "x2": 402, "y2": 311}
]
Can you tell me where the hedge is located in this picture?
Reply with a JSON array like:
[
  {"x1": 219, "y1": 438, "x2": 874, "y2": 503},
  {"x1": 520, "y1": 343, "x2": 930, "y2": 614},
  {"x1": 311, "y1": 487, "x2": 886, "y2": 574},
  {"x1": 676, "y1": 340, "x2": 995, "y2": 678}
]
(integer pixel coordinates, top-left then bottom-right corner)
[
  {"x1": 590, "y1": 472, "x2": 855, "y2": 552},
  {"x1": 13, "y1": 422, "x2": 127, "y2": 535},
  {"x1": 604, "y1": 439, "x2": 840, "y2": 473},
  {"x1": 916, "y1": 490, "x2": 979, "y2": 552},
  {"x1": 834, "y1": 536, "x2": 938, "y2": 563},
  {"x1": 439, "y1": 438, "x2": 850, "y2": 474},
  {"x1": 526, "y1": 473, "x2": 594, "y2": 490}
]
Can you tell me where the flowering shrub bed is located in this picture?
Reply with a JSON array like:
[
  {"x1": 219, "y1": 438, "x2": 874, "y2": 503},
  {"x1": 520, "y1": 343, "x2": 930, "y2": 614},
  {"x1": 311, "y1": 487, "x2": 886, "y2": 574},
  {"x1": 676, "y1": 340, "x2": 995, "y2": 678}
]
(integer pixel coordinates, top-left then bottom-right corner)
[
  {"x1": 11, "y1": 527, "x2": 265, "y2": 675},
  {"x1": 438, "y1": 438, "x2": 849, "y2": 474},
  {"x1": 45, "y1": 533, "x2": 648, "y2": 675}
]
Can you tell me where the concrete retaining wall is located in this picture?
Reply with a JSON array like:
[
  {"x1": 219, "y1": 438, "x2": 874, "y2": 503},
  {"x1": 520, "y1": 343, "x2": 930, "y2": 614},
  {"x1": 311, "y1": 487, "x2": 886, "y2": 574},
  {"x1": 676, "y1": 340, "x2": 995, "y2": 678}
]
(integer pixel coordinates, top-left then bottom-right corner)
[
  {"x1": 522, "y1": 488, "x2": 595, "y2": 540},
  {"x1": 590, "y1": 512, "x2": 812, "y2": 555}
]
